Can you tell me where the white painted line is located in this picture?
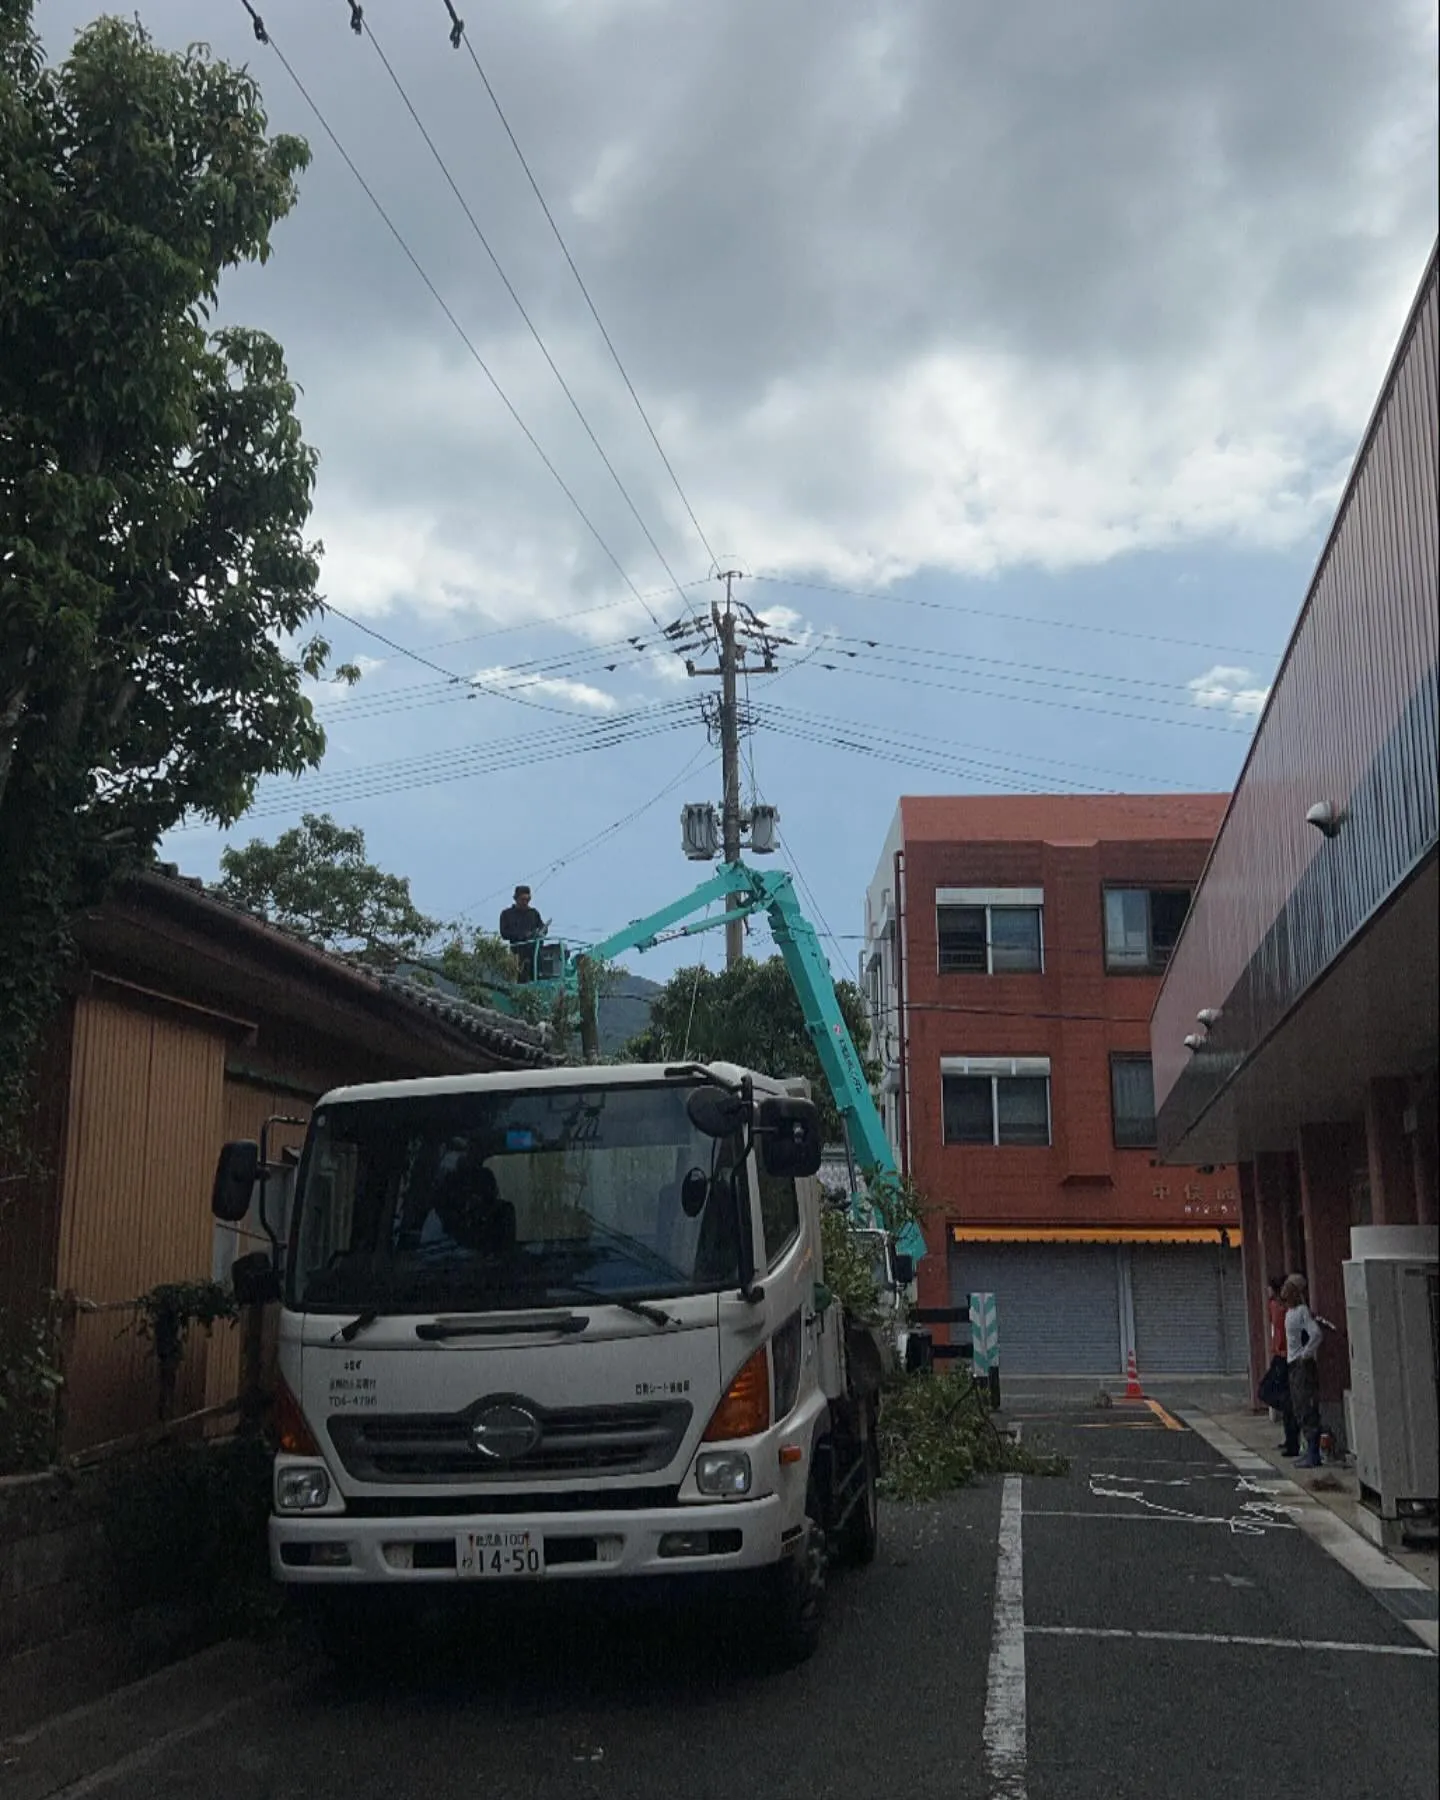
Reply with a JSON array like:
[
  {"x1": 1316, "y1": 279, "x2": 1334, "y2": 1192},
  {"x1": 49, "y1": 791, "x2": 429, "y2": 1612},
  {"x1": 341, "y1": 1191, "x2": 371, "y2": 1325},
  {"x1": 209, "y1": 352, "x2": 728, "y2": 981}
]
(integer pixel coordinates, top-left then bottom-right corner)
[
  {"x1": 43, "y1": 1684, "x2": 286, "y2": 1799},
  {"x1": 1180, "y1": 1408, "x2": 1437, "y2": 1653},
  {"x1": 1027, "y1": 1624, "x2": 1435, "y2": 1658},
  {"x1": 2, "y1": 1641, "x2": 247, "y2": 1750},
  {"x1": 983, "y1": 1474, "x2": 1028, "y2": 1800},
  {"x1": 1024, "y1": 1509, "x2": 1296, "y2": 1529}
]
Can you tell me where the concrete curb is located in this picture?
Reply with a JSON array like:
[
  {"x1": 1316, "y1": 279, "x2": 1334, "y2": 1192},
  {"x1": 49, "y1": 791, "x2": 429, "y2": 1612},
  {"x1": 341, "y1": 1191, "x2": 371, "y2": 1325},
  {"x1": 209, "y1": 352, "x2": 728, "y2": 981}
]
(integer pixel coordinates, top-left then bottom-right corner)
[{"x1": 1180, "y1": 1409, "x2": 1438, "y2": 1654}]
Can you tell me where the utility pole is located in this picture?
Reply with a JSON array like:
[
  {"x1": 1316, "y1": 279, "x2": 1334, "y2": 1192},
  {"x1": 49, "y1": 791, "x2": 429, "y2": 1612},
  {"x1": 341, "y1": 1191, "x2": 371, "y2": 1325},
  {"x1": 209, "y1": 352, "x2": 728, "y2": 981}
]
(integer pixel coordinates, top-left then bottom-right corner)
[
  {"x1": 668, "y1": 568, "x2": 789, "y2": 968},
  {"x1": 716, "y1": 577, "x2": 744, "y2": 967},
  {"x1": 576, "y1": 954, "x2": 601, "y2": 1063}
]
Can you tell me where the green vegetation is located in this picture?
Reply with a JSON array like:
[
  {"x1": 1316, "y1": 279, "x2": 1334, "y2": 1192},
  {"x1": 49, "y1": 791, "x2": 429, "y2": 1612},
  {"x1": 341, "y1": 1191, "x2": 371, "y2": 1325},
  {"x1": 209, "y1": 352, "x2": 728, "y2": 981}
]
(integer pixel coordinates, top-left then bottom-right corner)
[
  {"x1": 877, "y1": 1370, "x2": 1069, "y2": 1502},
  {"x1": 624, "y1": 956, "x2": 879, "y2": 1141},
  {"x1": 0, "y1": 8, "x2": 348, "y2": 1142}
]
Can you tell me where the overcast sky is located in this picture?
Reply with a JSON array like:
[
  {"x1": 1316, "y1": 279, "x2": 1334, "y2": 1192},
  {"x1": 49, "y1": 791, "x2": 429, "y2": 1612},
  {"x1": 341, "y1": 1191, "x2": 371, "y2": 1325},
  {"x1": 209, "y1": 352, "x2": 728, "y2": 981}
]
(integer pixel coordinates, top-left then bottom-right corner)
[{"x1": 39, "y1": 0, "x2": 1440, "y2": 985}]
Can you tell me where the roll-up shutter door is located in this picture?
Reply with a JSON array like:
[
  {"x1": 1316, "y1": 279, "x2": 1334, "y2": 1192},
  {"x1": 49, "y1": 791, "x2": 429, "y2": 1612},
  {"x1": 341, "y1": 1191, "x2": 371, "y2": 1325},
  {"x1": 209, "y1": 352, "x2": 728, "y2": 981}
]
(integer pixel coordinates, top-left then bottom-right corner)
[
  {"x1": 1219, "y1": 1247, "x2": 1249, "y2": 1374},
  {"x1": 1132, "y1": 1245, "x2": 1246, "y2": 1373},
  {"x1": 949, "y1": 1243, "x2": 1122, "y2": 1374}
]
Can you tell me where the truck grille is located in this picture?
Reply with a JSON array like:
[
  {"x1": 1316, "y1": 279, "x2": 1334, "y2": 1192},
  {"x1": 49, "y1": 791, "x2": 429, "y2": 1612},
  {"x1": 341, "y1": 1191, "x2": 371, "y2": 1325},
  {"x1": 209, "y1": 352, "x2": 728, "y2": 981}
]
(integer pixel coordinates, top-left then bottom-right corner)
[{"x1": 327, "y1": 1398, "x2": 693, "y2": 1484}]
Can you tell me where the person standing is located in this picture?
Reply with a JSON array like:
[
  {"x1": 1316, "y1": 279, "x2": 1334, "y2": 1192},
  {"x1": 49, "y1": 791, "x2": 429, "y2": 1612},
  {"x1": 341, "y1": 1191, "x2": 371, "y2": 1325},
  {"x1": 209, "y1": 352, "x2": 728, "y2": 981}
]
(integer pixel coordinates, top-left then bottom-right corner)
[
  {"x1": 1281, "y1": 1273, "x2": 1324, "y2": 1469},
  {"x1": 1263, "y1": 1275, "x2": 1299, "y2": 1456},
  {"x1": 499, "y1": 885, "x2": 546, "y2": 982}
]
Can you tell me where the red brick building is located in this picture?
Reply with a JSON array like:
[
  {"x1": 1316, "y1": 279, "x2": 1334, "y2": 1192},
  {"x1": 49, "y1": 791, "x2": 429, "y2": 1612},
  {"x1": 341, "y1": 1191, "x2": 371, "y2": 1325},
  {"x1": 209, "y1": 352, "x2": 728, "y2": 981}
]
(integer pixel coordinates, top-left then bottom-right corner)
[{"x1": 863, "y1": 793, "x2": 1243, "y2": 1377}]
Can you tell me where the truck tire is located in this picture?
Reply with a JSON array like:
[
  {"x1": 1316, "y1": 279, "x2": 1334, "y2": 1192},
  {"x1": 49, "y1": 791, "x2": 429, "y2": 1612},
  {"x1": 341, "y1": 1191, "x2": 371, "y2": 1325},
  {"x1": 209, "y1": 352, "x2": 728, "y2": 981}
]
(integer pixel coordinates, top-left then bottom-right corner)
[
  {"x1": 763, "y1": 1475, "x2": 828, "y2": 1666},
  {"x1": 834, "y1": 1434, "x2": 880, "y2": 1568}
]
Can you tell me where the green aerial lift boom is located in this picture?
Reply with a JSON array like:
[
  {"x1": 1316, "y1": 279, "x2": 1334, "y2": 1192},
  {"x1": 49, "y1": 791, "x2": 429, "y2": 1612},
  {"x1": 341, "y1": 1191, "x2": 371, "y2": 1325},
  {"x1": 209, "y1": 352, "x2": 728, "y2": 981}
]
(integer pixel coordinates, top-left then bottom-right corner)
[{"x1": 522, "y1": 860, "x2": 924, "y2": 1262}]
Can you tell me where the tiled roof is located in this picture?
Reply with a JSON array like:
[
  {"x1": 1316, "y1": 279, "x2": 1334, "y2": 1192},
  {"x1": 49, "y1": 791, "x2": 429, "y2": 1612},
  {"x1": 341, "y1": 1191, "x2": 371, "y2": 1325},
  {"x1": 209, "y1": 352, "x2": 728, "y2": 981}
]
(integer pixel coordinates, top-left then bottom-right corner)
[
  {"x1": 143, "y1": 865, "x2": 552, "y2": 1067},
  {"x1": 372, "y1": 969, "x2": 553, "y2": 1063},
  {"x1": 899, "y1": 792, "x2": 1229, "y2": 844}
]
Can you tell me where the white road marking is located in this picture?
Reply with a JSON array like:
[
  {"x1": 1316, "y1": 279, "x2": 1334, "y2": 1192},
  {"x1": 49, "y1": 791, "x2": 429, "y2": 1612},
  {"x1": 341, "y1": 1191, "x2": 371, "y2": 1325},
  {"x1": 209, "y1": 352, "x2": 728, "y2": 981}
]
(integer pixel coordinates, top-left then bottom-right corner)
[
  {"x1": 1024, "y1": 1509, "x2": 1296, "y2": 1529},
  {"x1": 41, "y1": 1686, "x2": 285, "y2": 1799},
  {"x1": 1085, "y1": 1473, "x2": 1293, "y2": 1535},
  {"x1": 1027, "y1": 1625, "x2": 1435, "y2": 1658},
  {"x1": 983, "y1": 1474, "x2": 1028, "y2": 1800},
  {"x1": 1180, "y1": 1409, "x2": 1439, "y2": 1653}
]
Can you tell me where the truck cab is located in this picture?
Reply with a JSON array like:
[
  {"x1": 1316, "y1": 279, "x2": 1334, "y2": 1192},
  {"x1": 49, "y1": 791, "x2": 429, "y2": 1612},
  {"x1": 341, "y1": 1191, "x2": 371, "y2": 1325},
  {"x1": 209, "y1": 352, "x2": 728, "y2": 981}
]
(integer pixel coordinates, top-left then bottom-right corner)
[{"x1": 212, "y1": 1061, "x2": 883, "y2": 1666}]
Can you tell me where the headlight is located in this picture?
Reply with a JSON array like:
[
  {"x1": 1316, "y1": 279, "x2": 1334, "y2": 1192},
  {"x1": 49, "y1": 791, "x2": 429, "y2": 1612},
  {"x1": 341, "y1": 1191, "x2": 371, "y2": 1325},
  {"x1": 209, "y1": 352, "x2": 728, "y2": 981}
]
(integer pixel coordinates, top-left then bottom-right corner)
[
  {"x1": 276, "y1": 1464, "x2": 331, "y2": 1511},
  {"x1": 695, "y1": 1449, "x2": 752, "y2": 1496}
]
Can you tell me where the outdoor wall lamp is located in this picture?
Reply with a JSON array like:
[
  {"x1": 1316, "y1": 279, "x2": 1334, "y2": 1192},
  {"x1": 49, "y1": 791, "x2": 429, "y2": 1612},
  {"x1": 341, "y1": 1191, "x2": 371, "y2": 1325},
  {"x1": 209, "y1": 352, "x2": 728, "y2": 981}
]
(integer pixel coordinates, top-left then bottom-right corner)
[
  {"x1": 1196, "y1": 1008, "x2": 1222, "y2": 1028},
  {"x1": 1305, "y1": 800, "x2": 1344, "y2": 838},
  {"x1": 1183, "y1": 1033, "x2": 1205, "y2": 1052}
]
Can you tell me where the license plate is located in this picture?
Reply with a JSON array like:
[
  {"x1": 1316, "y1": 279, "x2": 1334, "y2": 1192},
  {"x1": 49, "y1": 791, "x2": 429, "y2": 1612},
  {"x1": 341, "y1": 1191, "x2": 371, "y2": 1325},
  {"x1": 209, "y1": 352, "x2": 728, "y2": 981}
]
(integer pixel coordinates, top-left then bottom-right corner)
[{"x1": 457, "y1": 1529, "x2": 545, "y2": 1578}]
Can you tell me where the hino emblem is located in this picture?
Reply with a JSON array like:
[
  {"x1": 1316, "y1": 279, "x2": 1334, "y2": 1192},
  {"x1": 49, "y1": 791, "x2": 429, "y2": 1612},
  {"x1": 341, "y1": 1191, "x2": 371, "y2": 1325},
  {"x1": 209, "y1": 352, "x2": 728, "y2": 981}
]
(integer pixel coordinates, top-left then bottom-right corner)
[{"x1": 470, "y1": 1402, "x2": 542, "y2": 1462}]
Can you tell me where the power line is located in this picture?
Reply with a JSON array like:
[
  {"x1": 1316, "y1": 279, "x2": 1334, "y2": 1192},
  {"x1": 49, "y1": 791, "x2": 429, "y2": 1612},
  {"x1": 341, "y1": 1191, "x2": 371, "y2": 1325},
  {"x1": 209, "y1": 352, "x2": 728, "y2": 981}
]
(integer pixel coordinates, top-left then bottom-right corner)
[
  {"x1": 751, "y1": 573, "x2": 1279, "y2": 660},
  {"x1": 419, "y1": 578, "x2": 713, "y2": 653},
  {"x1": 351, "y1": 11, "x2": 686, "y2": 625},
  {"x1": 320, "y1": 603, "x2": 607, "y2": 717},
  {"x1": 775, "y1": 829, "x2": 845, "y2": 971},
  {"x1": 755, "y1": 658, "x2": 1253, "y2": 737},
  {"x1": 456, "y1": 743, "x2": 717, "y2": 920},
  {"x1": 311, "y1": 636, "x2": 662, "y2": 720},
  {"x1": 750, "y1": 706, "x2": 1159, "y2": 796},
  {"x1": 752, "y1": 700, "x2": 1199, "y2": 790},
  {"x1": 198, "y1": 705, "x2": 696, "y2": 825},
  {"x1": 242, "y1": 9, "x2": 668, "y2": 639},
  {"x1": 869, "y1": 995, "x2": 1153, "y2": 1026},
  {"x1": 773, "y1": 626, "x2": 1260, "y2": 705},
  {"x1": 439, "y1": 0, "x2": 719, "y2": 572}
]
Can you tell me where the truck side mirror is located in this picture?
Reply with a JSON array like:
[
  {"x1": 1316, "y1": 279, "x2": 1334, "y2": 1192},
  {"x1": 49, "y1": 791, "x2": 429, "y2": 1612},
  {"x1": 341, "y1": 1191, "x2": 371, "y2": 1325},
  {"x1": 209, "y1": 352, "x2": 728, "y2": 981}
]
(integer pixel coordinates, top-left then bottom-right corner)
[
  {"x1": 891, "y1": 1253, "x2": 915, "y2": 1287},
  {"x1": 686, "y1": 1084, "x2": 747, "y2": 1139},
  {"x1": 212, "y1": 1139, "x2": 260, "y2": 1223},
  {"x1": 758, "y1": 1096, "x2": 822, "y2": 1177}
]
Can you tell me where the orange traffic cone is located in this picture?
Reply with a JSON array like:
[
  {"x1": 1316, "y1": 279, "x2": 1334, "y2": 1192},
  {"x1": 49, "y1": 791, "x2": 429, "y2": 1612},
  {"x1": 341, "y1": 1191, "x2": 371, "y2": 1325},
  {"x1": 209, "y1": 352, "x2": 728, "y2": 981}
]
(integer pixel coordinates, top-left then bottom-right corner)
[{"x1": 1124, "y1": 1350, "x2": 1144, "y2": 1400}]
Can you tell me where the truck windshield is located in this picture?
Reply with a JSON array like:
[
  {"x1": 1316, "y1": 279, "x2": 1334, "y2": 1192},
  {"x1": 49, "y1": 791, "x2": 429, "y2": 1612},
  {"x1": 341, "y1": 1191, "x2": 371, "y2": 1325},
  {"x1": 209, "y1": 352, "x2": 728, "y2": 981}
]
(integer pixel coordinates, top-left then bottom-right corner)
[{"x1": 288, "y1": 1083, "x2": 745, "y2": 1314}]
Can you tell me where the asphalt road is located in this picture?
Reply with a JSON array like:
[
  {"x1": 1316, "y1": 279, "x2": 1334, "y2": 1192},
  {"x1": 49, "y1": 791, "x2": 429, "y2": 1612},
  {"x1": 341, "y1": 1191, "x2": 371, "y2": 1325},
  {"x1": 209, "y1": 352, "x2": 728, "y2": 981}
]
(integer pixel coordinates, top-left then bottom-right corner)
[{"x1": 5, "y1": 1390, "x2": 1436, "y2": 1800}]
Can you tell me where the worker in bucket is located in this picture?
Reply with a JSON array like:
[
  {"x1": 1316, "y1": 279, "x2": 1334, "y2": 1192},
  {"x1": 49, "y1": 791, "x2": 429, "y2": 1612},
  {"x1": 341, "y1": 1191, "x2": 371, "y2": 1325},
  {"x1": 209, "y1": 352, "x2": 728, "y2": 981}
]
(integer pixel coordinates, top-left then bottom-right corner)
[{"x1": 499, "y1": 884, "x2": 546, "y2": 982}]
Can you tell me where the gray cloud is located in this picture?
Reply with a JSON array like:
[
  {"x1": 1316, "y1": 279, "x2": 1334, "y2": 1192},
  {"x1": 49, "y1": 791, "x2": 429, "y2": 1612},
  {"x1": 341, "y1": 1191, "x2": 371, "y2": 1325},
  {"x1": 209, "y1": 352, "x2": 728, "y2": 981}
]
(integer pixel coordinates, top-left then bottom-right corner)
[{"x1": 34, "y1": 0, "x2": 1440, "y2": 642}]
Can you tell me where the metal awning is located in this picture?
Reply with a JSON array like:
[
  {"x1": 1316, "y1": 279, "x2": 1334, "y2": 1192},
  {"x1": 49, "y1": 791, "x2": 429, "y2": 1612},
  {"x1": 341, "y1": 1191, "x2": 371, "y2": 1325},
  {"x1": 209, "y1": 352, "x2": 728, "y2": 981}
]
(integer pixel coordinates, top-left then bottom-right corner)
[{"x1": 951, "y1": 1226, "x2": 1241, "y2": 1246}]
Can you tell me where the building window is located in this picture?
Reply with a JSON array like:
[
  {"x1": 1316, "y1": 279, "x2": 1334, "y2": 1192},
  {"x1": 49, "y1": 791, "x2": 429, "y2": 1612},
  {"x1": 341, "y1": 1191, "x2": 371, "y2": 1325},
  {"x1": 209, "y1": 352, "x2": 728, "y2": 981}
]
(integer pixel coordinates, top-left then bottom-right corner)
[
  {"x1": 1103, "y1": 888, "x2": 1191, "y2": 972},
  {"x1": 1110, "y1": 1055, "x2": 1157, "y2": 1149},
  {"x1": 941, "y1": 1058, "x2": 1052, "y2": 1146},
  {"x1": 937, "y1": 892, "x2": 1044, "y2": 975}
]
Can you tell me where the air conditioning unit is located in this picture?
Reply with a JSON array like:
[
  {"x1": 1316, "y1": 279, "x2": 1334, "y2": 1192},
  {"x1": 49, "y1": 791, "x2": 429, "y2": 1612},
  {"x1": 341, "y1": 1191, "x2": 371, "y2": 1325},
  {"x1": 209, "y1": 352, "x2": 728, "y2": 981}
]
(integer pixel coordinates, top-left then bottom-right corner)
[
  {"x1": 680, "y1": 803, "x2": 719, "y2": 861},
  {"x1": 1344, "y1": 1225, "x2": 1438, "y2": 1524}
]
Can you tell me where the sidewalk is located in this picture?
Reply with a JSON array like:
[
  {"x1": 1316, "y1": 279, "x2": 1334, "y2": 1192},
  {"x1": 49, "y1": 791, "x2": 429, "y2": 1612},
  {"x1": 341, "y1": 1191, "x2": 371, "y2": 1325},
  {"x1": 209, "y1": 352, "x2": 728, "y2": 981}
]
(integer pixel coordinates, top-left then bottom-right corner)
[{"x1": 1212, "y1": 1406, "x2": 1438, "y2": 1592}]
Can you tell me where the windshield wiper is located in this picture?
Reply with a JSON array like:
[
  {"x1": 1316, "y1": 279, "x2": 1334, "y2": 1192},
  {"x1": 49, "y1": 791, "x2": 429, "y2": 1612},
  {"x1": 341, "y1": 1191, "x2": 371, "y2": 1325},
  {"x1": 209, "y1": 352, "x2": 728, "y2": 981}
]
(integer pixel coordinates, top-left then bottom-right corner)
[
  {"x1": 611, "y1": 1298, "x2": 676, "y2": 1328},
  {"x1": 562, "y1": 1281, "x2": 676, "y2": 1328},
  {"x1": 334, "y1": 1311, "x2": 379, "y2": 1343},
  {"x1": 415, "y1": 1313, "x2": 589, "y2": 1341},
  {"x1": 580, "y1": 1218, "x2": 688, "y2": 1286}
]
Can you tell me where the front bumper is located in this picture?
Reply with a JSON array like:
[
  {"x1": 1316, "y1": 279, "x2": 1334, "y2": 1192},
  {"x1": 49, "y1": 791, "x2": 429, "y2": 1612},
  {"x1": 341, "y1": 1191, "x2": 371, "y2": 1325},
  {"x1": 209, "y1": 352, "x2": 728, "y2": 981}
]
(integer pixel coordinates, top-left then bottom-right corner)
[{"x1": 270, "y1": 1494, "x2": 787, "y2": 1584}]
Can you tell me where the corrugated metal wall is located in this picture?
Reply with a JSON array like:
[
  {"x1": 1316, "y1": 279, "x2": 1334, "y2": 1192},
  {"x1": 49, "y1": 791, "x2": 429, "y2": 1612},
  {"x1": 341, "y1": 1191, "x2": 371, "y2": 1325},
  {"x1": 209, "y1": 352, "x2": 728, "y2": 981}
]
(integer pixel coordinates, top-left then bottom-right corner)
[
  {"x1": 55, "y1": 996, "x2": 227, "y2": 1449},
  {"x1": 1155, "y1": 251, "x2": 1439, "y2": 1131}
]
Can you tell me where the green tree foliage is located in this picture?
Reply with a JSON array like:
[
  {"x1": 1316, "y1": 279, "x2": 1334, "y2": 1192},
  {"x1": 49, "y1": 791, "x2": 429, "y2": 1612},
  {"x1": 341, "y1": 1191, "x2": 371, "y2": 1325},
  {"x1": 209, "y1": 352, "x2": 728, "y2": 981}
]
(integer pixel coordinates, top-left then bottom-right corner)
[
  {"x1": 220, "y1": 813, "x2": 441, "y2": 964},
  {"x1": 0, "y1": 8, "x2": 345, "y2": 1133},
  {"x1": 623, "y1": 956, "x2": 880, "y2": 1141},
  {"x1": 433, "y1": 926, "x2": 532, "y2": 1000}
]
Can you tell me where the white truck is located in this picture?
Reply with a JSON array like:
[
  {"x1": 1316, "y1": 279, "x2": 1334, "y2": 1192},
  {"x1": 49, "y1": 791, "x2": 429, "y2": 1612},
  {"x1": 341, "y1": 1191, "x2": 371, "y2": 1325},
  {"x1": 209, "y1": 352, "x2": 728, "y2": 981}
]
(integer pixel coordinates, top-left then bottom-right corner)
[{"x1": 212, "y1": 1060, "x2": 886, "y2": 1666}]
